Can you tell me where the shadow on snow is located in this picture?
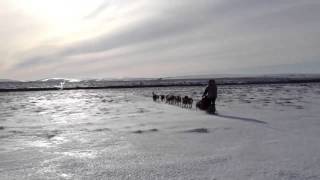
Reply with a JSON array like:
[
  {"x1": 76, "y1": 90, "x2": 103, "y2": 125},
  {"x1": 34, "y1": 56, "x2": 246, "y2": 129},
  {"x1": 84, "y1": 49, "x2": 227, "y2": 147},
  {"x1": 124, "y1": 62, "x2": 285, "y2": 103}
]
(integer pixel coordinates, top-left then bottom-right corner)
[{"x1": 215, "y1": 114, "x2": 267, "y2": 124}]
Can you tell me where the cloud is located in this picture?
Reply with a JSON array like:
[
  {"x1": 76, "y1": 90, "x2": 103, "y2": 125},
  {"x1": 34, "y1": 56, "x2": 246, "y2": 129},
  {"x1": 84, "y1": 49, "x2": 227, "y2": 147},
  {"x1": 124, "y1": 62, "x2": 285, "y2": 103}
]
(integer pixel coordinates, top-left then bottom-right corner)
[
  {"x1": 2, "y1": 0, "x2": 320, "y2": 79},
  {"x1": 84, "y1": 1, "x2": 109, "y2": 19},
  {"x1": 13, "y1": 1, "x2": 219, "y2": 69}
]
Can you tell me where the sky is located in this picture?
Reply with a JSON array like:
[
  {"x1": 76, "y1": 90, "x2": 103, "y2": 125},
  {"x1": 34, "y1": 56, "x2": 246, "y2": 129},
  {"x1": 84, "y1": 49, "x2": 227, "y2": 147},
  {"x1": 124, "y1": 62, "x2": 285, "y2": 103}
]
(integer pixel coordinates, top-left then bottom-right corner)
[{"x1": 0, "y1": 0, "x2": 320, "y2": 80}]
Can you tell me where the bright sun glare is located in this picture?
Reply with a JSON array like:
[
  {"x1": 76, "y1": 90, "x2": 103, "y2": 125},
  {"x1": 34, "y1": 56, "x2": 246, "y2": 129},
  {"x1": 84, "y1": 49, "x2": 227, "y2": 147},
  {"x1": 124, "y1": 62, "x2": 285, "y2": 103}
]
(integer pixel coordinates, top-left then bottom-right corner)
[{"x1": 11, "y1": 0, "x2": 105, "y2": 39}]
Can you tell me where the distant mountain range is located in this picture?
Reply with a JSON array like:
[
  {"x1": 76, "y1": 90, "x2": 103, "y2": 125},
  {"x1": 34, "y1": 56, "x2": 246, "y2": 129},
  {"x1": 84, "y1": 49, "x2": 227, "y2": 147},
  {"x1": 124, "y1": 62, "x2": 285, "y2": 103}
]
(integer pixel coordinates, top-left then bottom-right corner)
[
  {"x1": 2, "y1": 73, "x2": 320, "y2": 83},
  {"x1": 1, "y1": 73, "x2": 320, "y2": 92},
  {"x1": 81, "y1": 73, "x2": 320, "y2": 81},
  {"x1": 163, "y1": 73, "x2": 320, "y2": 80}
]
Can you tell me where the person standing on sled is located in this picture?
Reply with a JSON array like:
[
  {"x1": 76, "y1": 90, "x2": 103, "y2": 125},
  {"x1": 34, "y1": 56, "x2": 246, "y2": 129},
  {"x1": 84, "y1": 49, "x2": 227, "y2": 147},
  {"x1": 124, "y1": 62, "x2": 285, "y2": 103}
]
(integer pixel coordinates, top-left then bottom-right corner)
[{"x1": 203, "y1": 79, "x2": 217, "y2": 113}]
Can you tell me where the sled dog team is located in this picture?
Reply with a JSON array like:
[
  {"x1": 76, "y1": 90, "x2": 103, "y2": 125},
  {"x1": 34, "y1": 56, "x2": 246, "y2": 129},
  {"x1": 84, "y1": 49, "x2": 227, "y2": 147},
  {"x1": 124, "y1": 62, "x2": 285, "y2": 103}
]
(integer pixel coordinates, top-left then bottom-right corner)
[
  {"x1": 152, "y1": 79, "x2": 217, "y2": 113},
  {"x1": 152, "y1": 92, "x2": 193, "y2": 108}
]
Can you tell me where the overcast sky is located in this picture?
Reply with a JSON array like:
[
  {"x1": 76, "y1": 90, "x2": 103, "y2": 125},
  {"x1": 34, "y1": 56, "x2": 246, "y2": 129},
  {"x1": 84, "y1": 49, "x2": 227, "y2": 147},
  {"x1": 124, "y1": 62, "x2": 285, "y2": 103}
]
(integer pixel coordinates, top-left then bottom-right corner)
[{"x1": 1, "y1": 0, "x2": 319, "y2": 80}]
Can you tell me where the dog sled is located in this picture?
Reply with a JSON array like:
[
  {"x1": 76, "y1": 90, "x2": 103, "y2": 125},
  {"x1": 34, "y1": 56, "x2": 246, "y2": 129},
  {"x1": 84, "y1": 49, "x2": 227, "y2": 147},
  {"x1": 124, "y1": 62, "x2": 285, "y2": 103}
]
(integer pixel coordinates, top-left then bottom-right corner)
[{"x1": 196, "y1": 96, "x2": 216, "y2": 114}]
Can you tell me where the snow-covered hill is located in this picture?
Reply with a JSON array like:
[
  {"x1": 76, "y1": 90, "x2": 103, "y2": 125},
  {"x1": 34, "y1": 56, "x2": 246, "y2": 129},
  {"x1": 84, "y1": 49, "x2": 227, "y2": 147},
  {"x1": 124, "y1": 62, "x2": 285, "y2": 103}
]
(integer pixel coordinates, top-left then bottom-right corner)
[{"x1": 38, "y1": 78, "x2": 81, "y2": 82}]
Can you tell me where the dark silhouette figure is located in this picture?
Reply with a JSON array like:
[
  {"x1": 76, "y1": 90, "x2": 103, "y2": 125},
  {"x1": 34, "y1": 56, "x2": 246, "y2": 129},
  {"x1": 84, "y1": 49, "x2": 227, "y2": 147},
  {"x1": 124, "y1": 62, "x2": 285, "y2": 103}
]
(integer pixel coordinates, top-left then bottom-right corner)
[
  {"x1": 182, "y1": 96, "x2": 193, "y2": 108},
  {"x1": 202, "y1": 79, "x2": 217, "y2": 113},
  {"x1": 160, "y1": 95, "x2": 165, "y2": 102},
  {"x1": 175, "y1": 95, "x2": 182, "y2": 106},
  {"x1": 152, "y1": 92, "x2": 159, "y2": 101},
  {"x1": 165, "y1": 95, "x2": 174, "y2": 104},
  {"x1": 152, "y1": 93, "x2": 193, "y2": 110}
]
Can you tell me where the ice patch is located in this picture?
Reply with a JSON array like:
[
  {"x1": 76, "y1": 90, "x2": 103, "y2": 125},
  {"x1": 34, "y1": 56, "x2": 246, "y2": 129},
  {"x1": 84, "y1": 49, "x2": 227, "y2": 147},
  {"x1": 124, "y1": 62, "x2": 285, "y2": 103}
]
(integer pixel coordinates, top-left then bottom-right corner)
[
  {"x1": 29, "y1": 140, "x2": 52, "y2": 148},
  {"x1": 61, "y1": 150, "x2": 98, "y2": 159}
]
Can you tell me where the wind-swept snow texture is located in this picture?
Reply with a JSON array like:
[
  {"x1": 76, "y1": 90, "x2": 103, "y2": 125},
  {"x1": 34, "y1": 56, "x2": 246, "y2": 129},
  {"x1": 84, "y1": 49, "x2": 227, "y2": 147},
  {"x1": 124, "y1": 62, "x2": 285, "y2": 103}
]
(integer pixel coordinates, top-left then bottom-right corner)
[{"x1": 1, "y1": 83, "x2": 320, "y2": 179}]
